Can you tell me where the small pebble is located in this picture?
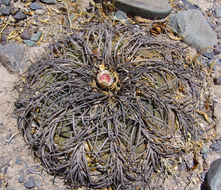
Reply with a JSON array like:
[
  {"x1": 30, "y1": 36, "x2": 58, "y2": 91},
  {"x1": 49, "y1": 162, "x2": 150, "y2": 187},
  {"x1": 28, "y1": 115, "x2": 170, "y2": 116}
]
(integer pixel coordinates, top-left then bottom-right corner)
[
  {"x1": 210, "y1": 142, "x2": 221, "y2": 151},
  {"x1": 20, "y1": 30, "x2": 31, "y2": 40},
  {"x1": 30, "y1": 32, "x2": 42, "y2": 42},
  {"x1": 39, "y1": 0, "x2": 56, "y2": 4},
  {"x1": 18, "y1": 173, "x2": 25, "y2": 183},
  {"x1": 218, "y1": 33, "x2": 221, "y2": 39},
  {"x1": 24, "y1": 176, "x2": 35, "y2": 189},
  {"x1": 184, "y1": 154, "x2": 194, "y2": 169},
  {"x1": 214, "y1": 8, "x2": 221, "y2": 18},
  {"x1": 214, "y1": 44, "x2": 221, "y2": 55},
  {"x1": 2, "y1": 0, "x2": 10, "y2": 6},
  {"x1": 200, "y1": 147, "x2": 209, "y2": 154},
  {"x1": 30, "y1": 3, "x2": 42, "y2": 10},
  {"x1": 15, "y1": 156, "x2": 23, "y2": 165},
  {"x1": 23, "y1": 40, "x2": 35, "y2": 47},
  {"x1": 13, "y1": 11, "x2": 27, "y2": 21},
  {"x1": 202, "y1": 153, "x2": 208, "y2": 159},
  {"x1": 1, "y1": 6, "x2": 10, "y2": 16},
  {"x1": 178, "y1": 163, "x2": 187, "y2": 171},
  {"x1": 114, "y1": 10, "x2": 128, "y2": 21}
]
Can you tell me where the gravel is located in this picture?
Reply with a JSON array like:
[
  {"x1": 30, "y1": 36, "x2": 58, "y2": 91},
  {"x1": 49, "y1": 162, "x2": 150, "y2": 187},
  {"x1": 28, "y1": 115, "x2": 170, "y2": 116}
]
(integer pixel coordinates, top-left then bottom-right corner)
[
  {"x1": 30, "y1": 3, "x2": 42, "y2": 10},
  {"x1": 201, "y1": 147, "x2": 210, "y2": 154},
  {"x1": 18, "y1": 173, "x2": 25, "y2": 183},
  {"x1": 20, "y1": 30, "x2": 31, "y2": 40},
  {"x1": 15, "y1": 156, "x2": 23, "y2": 165},
  {"x1": 40, "y1": 0, "x2": 57, "y2": 4},
  {"x1": 1, "y1": 7, "x2": 10, "y2": 16},
  {"x1": 210, "y1": 142, "x2": 221, "y2": 151},
  {"x1": 13, "y1": 10, "x2": 27, "y2": 21},
  {"x1": 24, "y1": 176, "x2": 35, "y2": 189}
]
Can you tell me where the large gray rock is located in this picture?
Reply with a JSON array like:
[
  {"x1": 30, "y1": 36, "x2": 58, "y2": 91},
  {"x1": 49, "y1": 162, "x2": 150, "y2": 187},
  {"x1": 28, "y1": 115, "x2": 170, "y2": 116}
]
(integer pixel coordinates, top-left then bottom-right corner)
[
  {"x1": 0, "y1": 43, "x2": 29, "y2": 74},
  {"x1": 206, "y1": 158, "x2": 221, "y2": 190},
  {"x1": 169, "y1": 10, "x2": 217, "y2": 49},
  {"x1": 115, "y1": 0, "x2": 171, "y2": 20}
]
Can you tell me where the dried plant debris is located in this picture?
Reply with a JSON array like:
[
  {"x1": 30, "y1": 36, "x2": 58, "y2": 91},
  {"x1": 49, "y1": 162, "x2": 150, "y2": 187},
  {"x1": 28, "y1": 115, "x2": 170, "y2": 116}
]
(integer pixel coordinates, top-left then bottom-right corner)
[{"x1": 15, "y1": 22, "x2": 213, "y2": 189}]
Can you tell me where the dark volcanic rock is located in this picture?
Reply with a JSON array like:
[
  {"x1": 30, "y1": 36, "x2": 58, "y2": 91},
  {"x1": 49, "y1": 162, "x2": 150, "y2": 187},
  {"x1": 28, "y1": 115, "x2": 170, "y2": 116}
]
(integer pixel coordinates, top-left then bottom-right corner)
[
  {"x1": 1, "y1": 6, "x2": 10, "y2": 16},
  {"x1": 115, "y1": 0, "x2": 171, "y2": 20},
  {"x1": 39, "y1": 0, "x2": 56, "y2": 4},
  {"x1": 205, "y1": 158, "x2": 221, "y2": 190},
  {"x1": 20, "y1": 29, "x2": 31, "y2": 40},
  {"x1": 30, "y1": 3, "x2": 42, "y2": 10},
  {"x1": 210, "y1": 142, "x2": 221, "y2": 151},
  {"x1": 13, "y1": 10, "x2": 27, "y2": 21}
]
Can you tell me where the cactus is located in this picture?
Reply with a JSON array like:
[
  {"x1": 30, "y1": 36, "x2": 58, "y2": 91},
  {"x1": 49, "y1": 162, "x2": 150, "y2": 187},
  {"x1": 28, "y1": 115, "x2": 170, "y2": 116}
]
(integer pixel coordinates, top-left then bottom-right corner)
[{"x1": 15, "y1": 23, "x2": 209, "y2": 189}]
